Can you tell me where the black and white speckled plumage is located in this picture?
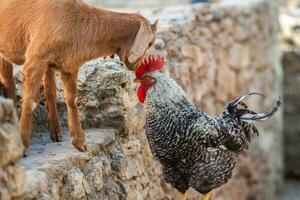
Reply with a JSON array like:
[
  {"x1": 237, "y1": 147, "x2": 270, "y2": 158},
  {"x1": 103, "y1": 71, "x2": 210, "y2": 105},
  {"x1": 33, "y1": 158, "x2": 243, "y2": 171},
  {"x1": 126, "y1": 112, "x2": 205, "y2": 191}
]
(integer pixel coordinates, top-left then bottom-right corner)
[{"x1": 143, "y1": 72, "x2": 280, "y2": 194}]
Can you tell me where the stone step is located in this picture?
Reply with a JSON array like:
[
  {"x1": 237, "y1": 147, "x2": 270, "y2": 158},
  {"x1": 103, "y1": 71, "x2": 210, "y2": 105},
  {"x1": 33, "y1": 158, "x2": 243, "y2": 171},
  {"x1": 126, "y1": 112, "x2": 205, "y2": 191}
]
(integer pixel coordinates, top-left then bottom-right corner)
[
  {"x1": 20, "y1": 129, "x2": 118, "y2": 199},
  {"x1": 21, "y1": 129, "x2": 116, "y2": 169}
]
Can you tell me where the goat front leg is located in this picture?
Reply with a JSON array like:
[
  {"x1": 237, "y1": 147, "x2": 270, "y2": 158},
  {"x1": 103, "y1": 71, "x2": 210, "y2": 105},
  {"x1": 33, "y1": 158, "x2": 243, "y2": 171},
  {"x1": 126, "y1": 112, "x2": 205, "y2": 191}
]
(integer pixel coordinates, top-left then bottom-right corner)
[
  {"x1": 30, "y1": 85, "x2": 42, "y2": 112},
  {"x1": 44, "y1": 68, "x2": 63, "y2": 142},
  {"x1": 61, "y1": 70, "x2": 86, "y2": 151},
  {"x1": 20, "y1": 60, "x2": 47, "y2": 156},
  {"x1": 0, "y1": 57, "x2": 17, "y2": 103}
]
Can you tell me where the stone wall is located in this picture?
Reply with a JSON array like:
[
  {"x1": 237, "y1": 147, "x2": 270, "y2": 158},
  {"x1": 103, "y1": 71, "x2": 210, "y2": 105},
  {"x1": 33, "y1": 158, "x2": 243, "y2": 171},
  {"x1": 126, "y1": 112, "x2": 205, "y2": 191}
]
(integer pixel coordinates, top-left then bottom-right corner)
[
  {"x1": 0, "y1": 98, "x2": 25, "y2": 200},
  {"x1": 280, "y1": 0, "x2": 300, "y2": 7},
  {"x1": 0, "y1": 0, "x2": 283, "y2": 199}
]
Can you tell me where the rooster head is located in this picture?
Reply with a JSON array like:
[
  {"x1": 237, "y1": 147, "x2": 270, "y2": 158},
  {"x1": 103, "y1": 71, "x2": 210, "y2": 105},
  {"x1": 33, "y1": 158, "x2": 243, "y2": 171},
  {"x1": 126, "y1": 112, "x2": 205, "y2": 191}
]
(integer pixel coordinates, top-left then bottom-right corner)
[{"x1": 134, "y1": 55, "x2": 165, "y2": 103}]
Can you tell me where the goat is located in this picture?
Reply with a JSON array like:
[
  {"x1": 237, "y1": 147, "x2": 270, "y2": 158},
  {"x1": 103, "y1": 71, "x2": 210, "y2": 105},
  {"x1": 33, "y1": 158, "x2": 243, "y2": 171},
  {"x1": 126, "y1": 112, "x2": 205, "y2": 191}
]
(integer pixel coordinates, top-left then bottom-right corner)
[{"x1": 0, "y1": 0, "x2": 157, "y2": 155}]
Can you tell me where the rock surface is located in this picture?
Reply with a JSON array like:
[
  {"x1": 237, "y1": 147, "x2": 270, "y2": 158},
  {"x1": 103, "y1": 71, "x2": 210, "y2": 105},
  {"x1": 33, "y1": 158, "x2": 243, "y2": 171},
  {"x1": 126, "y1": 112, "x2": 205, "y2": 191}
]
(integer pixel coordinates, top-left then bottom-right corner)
[
  {"x1": 0, "y1": 97, "x2": 25, "y2": 200},
  {"x1": 21, "y1": 129, "x2": 122, "y2": 200},
  {"x1": 1, "y1": 0, "x2": 283, "y2": 199}
]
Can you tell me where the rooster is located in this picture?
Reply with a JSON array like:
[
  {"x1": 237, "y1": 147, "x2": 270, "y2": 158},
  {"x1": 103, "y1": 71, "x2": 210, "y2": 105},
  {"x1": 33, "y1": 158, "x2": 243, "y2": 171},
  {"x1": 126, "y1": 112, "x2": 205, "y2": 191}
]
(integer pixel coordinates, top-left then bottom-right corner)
[{"x1": 134, "y1": 55, "x2": 281, "y2": 200}]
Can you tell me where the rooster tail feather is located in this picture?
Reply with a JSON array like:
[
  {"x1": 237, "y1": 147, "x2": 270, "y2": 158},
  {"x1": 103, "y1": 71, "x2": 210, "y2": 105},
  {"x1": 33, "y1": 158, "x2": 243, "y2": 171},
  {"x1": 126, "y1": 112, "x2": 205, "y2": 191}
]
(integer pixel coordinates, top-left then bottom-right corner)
[
  {"x1": 218, "y1": 93, "x2": 280, "y2": 151},
  {"x1": 240, "y1": 97, "x2": 281, "y2": 122},
  {"x1": 224, "y1": 93, "x2": 281, "y2": 123},
  {"x1": 225, "y1": 93, "x2": 264, "y2": 111}
]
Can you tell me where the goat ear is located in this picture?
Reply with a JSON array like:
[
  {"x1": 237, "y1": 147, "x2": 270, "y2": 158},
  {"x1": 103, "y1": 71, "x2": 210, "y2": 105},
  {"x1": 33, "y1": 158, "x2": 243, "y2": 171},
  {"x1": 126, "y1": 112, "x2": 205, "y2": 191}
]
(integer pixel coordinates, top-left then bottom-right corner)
[
  {"x1": 128, "y1": 22, "x2": 152, "y2": 64},
  {"x1": 151, "y1": 19, "x2": 158, "y2": 32}
]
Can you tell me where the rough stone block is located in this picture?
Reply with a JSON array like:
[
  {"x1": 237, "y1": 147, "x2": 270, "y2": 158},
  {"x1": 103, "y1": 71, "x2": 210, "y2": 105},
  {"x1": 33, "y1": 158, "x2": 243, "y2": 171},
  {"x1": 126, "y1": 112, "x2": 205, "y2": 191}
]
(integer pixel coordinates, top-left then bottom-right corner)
[{"x1": 0, "y1": 97, "x2": 25, "y2": 200}]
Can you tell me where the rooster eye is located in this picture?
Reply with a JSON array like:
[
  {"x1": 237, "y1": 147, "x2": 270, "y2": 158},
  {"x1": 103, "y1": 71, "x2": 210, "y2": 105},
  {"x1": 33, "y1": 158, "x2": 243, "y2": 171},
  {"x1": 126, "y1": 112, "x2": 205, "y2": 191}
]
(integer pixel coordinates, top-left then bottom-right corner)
[{"x1": 141, "y1": 75, "x2": 156, "y2": 87}]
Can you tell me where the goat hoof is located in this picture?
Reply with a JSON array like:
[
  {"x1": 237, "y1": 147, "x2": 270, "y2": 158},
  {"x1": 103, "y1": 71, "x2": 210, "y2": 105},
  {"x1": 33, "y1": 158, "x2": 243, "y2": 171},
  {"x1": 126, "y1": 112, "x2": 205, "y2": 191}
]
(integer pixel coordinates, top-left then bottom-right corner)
[
  {"x1": 23, "y1": 147, "x2": 29, "y2": 157},
  {"x1": 72, "y1": 139, "x2": 87, "y2": 152},
  {"x1": 50, "y1": 128, "x2": 63, "y2": 142},
  {"x1": 22, "y1": 139, "x2": 30, "y2": 156}
]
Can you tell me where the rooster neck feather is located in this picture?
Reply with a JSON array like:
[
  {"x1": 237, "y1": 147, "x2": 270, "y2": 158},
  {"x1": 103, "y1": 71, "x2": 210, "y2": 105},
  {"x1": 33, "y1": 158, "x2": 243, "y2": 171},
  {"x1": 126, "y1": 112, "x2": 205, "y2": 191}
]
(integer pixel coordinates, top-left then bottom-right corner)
[{"x1": 143, "y1": 72, "x2": 189, "y2": 112}]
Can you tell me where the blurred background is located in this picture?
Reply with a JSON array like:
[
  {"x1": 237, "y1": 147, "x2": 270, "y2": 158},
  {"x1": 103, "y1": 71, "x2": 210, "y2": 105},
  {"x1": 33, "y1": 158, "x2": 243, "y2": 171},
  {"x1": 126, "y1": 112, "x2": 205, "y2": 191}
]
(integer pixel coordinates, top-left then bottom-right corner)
[
  {"x1": 84, "y1": 0, "x2": 190, "y2": 8},
  {"x1": 280, "y1": 0, "x2": 300, "y2": 199}
]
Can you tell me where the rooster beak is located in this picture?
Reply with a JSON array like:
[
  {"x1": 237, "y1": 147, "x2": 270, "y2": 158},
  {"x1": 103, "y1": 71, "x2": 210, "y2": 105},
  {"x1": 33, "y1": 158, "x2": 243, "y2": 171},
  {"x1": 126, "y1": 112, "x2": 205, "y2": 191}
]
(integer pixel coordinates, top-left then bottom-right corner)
[{"x1": 134, "y1": 79, "x2": 141, "y2": 83}]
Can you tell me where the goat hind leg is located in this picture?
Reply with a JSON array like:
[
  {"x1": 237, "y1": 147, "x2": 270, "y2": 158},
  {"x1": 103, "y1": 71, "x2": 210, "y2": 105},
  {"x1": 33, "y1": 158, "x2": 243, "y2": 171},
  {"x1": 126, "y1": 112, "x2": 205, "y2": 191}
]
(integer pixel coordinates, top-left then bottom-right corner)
[
  {"x1": 44, "y1": 68, "x2": 63, "y2": 142},
  {"x1": 61, "y1": 70, "x2": 86, "y2": 152},
  {"x1": 0, "y1": 57, "x2": 17, "y2": 103},
  {"x1": 20, "y1": 60, "x2": 47, "y2": 156}
]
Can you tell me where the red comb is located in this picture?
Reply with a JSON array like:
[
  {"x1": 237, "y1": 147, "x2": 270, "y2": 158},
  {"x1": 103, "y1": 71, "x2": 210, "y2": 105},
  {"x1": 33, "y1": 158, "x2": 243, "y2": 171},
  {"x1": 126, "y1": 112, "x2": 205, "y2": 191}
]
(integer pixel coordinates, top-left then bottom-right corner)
[{"x1": 135, "y1": 55, "x2": 165, "y2": 79}]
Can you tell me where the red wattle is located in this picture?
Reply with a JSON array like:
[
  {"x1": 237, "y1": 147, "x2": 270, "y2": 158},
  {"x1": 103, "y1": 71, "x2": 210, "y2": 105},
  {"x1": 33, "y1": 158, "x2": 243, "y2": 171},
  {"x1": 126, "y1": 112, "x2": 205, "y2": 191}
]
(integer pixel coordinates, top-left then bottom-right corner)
[{"x1": 137, "y1": 85, "x2": 146, "y2": 103}]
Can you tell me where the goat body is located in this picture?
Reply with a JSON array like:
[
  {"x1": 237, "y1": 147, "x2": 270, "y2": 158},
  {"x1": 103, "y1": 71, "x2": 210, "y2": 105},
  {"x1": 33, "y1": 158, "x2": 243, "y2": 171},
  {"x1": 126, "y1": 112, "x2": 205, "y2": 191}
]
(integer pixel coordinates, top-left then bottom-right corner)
[{"x1": 0, "y1": 0, "x2": 157, "y2": 155}]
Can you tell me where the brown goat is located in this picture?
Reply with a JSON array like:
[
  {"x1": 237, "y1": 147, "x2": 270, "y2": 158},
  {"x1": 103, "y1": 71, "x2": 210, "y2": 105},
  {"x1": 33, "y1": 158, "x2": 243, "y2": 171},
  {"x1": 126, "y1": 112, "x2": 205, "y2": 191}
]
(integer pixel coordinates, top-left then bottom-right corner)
[{"x1": 0, "y1": 0, "x2": 157, "y2": 155}]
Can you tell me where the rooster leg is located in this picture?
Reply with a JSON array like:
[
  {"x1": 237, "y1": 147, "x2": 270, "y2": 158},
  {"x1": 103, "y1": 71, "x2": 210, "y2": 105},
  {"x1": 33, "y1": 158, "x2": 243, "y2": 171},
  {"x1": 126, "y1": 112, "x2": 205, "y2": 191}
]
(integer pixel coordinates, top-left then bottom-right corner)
[
  {"x1": 180, "y1": 192, "x2": 187, "y2": 200},
  {"x1": 202, "y1": 192, "x2": 211, "y2": 200}
]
